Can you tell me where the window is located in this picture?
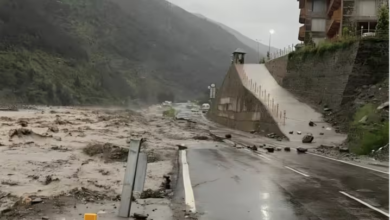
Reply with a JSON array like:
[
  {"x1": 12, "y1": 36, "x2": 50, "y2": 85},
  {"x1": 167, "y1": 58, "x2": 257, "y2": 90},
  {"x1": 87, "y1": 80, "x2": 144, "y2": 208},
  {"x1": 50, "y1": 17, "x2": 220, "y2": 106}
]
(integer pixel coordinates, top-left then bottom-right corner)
[
  {"x1": 312, "y1": 0, "x2": 326, "y2": 13},
  {"x1": 311, "y1": 19, "x2": 326, "y2": 32},
  {"x1": 357, "y1": 0, "x2": 376, "y2": 17}
]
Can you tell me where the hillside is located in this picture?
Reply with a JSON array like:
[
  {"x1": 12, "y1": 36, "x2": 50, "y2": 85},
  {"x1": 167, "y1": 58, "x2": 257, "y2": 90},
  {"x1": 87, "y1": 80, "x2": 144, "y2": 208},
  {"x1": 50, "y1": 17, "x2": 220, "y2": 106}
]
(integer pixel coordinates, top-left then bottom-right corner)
[
  {"x1": 193, "y1": 13, "x2": 279, "y2": 58},
  {"x1": 0, "y1": 0, "x2": 259, "y2": 106}
]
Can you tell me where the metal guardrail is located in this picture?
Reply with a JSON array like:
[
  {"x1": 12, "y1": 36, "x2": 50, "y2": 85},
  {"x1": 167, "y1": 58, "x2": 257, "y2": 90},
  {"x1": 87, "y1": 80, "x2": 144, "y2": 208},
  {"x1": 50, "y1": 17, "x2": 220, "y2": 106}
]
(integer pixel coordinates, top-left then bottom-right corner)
[{"x1": 118, "y1": 138, "x2": 147, "y2": 218}]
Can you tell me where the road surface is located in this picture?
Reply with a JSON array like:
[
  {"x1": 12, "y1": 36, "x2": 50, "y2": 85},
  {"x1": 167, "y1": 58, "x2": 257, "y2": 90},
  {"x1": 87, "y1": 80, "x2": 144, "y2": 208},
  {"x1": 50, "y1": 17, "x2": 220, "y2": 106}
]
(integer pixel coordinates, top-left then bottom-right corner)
[
  {"x1": 173, "y1": 103, "x2": 389, "y2": 220},
  {"x1": 183, "y1": 142, "x2": 388, "y2": 220}
]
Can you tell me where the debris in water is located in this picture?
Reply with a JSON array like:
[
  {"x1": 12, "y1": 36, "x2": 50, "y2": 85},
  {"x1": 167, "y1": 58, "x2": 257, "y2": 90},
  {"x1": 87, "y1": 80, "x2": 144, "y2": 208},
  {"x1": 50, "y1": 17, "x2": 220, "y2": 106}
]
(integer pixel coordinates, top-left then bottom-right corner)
[
  {"x1": 192, "y1": 135, "x2": 209, "y2": 140},
  {"x1": 18, "y1": 119, "x2": 28, "y2": 127},
  {"x1": 44, "y1": 175, "x2": 60, "y2": 185},
  {"x1": 48, "y1": 125, "x2": 59, "y2": 133}
]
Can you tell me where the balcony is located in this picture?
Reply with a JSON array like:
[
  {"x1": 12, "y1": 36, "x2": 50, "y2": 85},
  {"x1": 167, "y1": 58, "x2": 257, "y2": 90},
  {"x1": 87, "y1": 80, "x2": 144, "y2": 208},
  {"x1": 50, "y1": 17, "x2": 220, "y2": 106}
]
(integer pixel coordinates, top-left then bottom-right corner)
[
  {"x1": 327, "y1": 0, "x2": 341, "y2": 17},
  {"x1": 327, "y1": 7, "x2": 342, "y2": 38},
  {"x1": 299, "y1": 8, "x2": 306, "y2": 24},
  {"x1": 298, "y1": 0, "x2": 305, "y2": 9},
  {"x1": 298, "y1": 25, "x2": 305, "y2": 41}
]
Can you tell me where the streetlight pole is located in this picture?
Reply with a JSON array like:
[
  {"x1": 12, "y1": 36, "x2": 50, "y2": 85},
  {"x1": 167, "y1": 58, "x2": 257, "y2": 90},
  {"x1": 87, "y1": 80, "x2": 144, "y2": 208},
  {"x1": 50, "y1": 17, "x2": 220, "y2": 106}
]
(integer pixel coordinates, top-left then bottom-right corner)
[{"x1": 268, "y1": 29, "x2": 275, "y2": 60}]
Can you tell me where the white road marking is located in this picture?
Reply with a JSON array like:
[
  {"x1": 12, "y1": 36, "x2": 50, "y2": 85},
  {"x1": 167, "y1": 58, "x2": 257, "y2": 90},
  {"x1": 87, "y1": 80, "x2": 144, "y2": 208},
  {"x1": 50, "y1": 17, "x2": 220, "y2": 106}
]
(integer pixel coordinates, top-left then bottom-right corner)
[
  {"x1": 307, "y1": 152, "x2": 389, "y2": 175},
  {"x1": 285, "y1": 166, "x2": 310, "y2": 177},
  {"x1": 180, "y1": 150, "x2": 196, "y2": 213},
  {"x1": 257, "y1": 154, "x2": 272, "y2": 161},
  {"x1": 340, "y1": 191, "x2": 389, "y2": 217},
  {"x1": 244, "y1": 149, "x2": 272, "y2": 161}
]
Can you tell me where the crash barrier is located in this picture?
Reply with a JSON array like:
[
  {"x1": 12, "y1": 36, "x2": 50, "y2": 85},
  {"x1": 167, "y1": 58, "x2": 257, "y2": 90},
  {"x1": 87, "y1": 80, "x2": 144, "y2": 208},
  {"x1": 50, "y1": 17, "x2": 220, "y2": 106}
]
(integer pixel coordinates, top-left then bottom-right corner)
[{"x1": 118, "y1": 139, "x2": 147, "y2": 217}]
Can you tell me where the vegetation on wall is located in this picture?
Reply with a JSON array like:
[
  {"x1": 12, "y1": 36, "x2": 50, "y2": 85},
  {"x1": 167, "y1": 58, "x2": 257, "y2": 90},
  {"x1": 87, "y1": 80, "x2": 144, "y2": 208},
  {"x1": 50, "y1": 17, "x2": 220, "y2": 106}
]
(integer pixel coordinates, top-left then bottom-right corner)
[
  {"x1": 288, "y1": 37, "x2": 356, "y2": 61},
  {"x1": 376, "y1": 5, "x2": 389, "y2": 38},
  {"x1": 348, "y1": 103, "x2": 389, "y2": 155}
]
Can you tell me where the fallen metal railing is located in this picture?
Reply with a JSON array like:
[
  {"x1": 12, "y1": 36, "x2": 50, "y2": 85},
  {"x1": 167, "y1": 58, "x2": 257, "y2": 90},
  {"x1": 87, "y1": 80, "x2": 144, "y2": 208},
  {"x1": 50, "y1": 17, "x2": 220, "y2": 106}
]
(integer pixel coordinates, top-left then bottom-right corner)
[{"x1": 118, "y1": 138, "x2": 147, "y2": 218}]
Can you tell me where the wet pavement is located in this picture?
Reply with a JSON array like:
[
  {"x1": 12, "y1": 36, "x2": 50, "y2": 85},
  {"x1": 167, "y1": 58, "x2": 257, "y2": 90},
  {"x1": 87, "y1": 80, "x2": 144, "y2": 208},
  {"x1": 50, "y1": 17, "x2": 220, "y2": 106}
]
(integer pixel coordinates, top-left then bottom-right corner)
[
  {"x1": 186, "y1": 143, "x2": 388, "y2": 220},
  {"x1": 173, "y1": 103, "x2": 388, "y2": 220}
]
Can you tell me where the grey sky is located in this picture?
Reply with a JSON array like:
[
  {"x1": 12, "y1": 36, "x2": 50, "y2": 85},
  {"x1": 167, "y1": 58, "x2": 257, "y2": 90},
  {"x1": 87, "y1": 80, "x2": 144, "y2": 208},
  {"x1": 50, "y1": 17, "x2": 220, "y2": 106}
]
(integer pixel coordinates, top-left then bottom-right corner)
[{"x1": 166, "y1": 0, "x2": 300, "y2": 49}]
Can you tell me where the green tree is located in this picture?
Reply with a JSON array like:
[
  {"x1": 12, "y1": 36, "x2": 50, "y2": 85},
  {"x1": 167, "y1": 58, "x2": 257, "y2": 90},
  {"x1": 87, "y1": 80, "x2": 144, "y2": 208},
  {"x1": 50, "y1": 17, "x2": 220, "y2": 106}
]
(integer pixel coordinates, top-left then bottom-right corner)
[{"x1": 376, "y1": 5, "x2": 389, "y2": 38}]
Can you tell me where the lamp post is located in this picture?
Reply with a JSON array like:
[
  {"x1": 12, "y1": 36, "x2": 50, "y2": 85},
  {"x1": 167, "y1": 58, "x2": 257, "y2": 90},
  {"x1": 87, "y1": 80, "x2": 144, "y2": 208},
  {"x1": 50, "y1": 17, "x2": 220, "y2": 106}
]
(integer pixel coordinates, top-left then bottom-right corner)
[
  {"x1": 268, "y1": 29, "x2": 275, "y2": 60},
  {"x1": 208, "y1": 84, "x2": 216, "y2": 103}
]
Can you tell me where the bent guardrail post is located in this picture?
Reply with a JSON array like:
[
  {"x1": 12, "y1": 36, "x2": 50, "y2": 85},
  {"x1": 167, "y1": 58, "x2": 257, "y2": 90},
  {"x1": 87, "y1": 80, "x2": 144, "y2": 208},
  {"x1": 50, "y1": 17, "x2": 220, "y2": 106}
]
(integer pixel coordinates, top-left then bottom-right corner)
[
  {"x1": 134, "y1": 152, "x2": 147, "y2": 194},
  {"x1": 118, "y1": 138, "x2": 144, "y2": 217}
]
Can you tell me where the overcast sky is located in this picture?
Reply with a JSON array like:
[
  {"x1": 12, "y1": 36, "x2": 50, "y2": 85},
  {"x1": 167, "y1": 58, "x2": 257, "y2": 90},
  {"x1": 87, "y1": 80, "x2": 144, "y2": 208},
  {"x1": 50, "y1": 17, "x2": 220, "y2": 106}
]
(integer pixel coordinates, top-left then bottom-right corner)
[{"x1": 166, "y1": 0, "x2": 300, "y2": 49}]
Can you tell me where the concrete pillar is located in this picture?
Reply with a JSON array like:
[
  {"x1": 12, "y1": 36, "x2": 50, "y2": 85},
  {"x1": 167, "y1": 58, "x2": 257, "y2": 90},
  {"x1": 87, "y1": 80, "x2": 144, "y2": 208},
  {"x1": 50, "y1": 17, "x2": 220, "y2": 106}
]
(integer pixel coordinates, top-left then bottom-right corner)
[
  {"x1": 276, "y1": 104, "x2": 279, "y2": 118},
  {"x1": 284, "y1": 110, "x2": 286, "y2": 126},
  {"x1": 271, "y1": 99, "x2": 274, "y2": 114}
]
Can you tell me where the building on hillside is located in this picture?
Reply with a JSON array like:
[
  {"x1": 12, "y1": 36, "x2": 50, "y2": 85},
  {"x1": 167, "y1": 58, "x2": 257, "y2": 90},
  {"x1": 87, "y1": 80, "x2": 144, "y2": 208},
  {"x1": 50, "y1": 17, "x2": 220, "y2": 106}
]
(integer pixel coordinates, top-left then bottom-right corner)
[{"x1": 297, "y1": 0, "x2": 389, "y2": 43}]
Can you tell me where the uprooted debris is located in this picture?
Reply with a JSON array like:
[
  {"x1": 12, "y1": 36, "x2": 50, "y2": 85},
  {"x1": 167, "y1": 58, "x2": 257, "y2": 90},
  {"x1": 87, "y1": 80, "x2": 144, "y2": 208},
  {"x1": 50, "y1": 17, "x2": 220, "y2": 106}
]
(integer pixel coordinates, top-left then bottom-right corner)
[
  {"x1": 265, "y1": 147, "x2": 275, "y2": 153},
  {"x1": 50, "y1": 146, "x2": 69, "y2": 152},
  {"x1": 17, "y1": 119, "x2": 28, "y2": 127},
  {"x1": 225, "y1": 134, "x2": 232, "y2": 139},
  {"x1": 209, "y1": 133, "x2": 223, "y2": 142},
  {"x1": 192, "y1": 135, "x2": 209, "y2": 140},
  {"x1": 1, "y1": 180, "x2": 19, "y2": 186},
  {"x1": 47, "y1": 125, "x2": 59, "y2": 133},
  {"x1": 140, "y1": 189, "x2": 165, "y2": 199},
  {"x1": 54, "y1": 117, "x2": 72, "y2": 125},
  {"x1": 43, "y1": 175, "x2": 60, "y2": 185},
  {"x1": 83, "y1": 143, "x2": 129, "y2": 162},
  {"x1": 9, "y1": 128, "x2": 31, "y2": 138},
  {"x1": 9, "y1": 128, "x2": 53, "y2": 139},
  {"x1": 68, "y1": 187, "x2": 120, "y2": 202}
]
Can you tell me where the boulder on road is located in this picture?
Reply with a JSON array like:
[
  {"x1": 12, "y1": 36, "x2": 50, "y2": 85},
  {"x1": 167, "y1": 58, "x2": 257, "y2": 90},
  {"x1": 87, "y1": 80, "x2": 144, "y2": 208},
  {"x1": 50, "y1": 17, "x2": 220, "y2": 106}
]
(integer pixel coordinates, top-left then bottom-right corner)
[
  {"x1": 339, "y1": 147, "x2": 349, "y2": 153},
  {"x1": 265, "y1": 147, "x2": 275, "y2": 153},
  {"x1": 302, "y1": 134, "x2": 314, "y2": 143},
  {"x1": 284, "y1": 147, "x2": 291, "y2": 152},
  {"x1": 297, "y1": 148, "x2": 308, "y2": 153}
]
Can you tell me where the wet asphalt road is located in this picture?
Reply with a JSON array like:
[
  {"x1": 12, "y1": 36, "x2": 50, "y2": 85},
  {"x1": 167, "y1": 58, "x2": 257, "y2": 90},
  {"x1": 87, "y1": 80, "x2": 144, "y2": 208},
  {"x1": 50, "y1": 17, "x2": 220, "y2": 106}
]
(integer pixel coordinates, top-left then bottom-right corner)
[
  {"x1": 187, "y1": 144, "x2": 388, "y2": 220},
  {"x1": 173, "y1": 103, "x2": 389, "y2": 220}
]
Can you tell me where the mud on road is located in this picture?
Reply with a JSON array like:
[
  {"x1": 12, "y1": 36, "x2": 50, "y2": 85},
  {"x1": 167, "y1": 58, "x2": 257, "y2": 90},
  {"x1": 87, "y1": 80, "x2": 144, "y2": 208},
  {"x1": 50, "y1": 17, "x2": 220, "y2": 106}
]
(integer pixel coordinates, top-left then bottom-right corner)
[{"x1": 0, "y1": 106, "x2": 210, "y2": 219}]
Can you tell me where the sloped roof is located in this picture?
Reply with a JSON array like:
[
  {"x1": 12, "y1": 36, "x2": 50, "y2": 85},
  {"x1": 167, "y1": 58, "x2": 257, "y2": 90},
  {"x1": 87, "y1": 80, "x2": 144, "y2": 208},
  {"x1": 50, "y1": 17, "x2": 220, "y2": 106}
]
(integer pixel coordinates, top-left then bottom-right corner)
[{"x1": 233, "y1": 48, "x2": 246, "y2": 54}]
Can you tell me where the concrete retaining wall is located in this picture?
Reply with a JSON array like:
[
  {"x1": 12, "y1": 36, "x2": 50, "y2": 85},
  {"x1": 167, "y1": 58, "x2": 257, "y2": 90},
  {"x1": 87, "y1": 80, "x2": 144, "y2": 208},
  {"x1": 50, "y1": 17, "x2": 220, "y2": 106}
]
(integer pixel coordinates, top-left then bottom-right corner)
[
  {"x1": 208, "y1": 64, "x2": 285, "y2": 137},
  {"x1": 264, "y1": 39, "x2": 389, "y2": 111}
]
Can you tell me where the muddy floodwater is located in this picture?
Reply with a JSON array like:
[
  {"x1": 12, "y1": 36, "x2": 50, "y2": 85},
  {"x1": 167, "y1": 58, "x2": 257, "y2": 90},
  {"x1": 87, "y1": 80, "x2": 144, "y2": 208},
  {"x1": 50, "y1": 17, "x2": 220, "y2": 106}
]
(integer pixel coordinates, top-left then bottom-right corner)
[{"x1": 0, "y1": 106, "x2": 209, "y2": 219}]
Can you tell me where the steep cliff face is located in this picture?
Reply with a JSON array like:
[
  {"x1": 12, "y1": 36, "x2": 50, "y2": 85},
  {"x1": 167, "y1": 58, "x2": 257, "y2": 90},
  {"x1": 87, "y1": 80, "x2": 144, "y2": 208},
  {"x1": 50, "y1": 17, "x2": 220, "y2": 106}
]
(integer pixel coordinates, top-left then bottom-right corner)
[{"x1": 0, "y1": 0, "x2": 258, "y2": 105}]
